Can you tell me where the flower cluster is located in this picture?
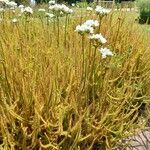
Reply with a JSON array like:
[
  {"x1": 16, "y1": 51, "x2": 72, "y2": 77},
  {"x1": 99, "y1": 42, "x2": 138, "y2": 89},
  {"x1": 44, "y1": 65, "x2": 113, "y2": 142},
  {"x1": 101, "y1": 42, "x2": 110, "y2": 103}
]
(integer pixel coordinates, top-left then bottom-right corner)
[
  {"x1": 86, "y1": 7, "x2": 93, "y2": 11},
  {"x1": 75, "y1": 19, "x2": 113, "y2": 58},
  {"x1": 0, "y1": 0, "x2": 7, "y2": 3},
  {"x1": 18, "y1": 5, "x2": 24, "y2": 9},
  {"x1": 99, "y1": 47, "x2": 113, "y2": 59},
  {"x1": 75, "y1": 24, "x2": 94, "y2": 35},
  {"x1": 49, "y1": 0, "x2": 55, "y2": 6},
  {"x1": 95, "y1": 6, "x2": 111, "y2": 16},
  {"x1": 89, "y1": 33, "x2": 107, "y2": 44},
  {"x1": 12, "y1": 18, "x2": 17, "y2": 23},
  {"x1": 75, "y1": 20, "x2": 99, "y2": 35},
  {"x1": 0, "y1": 8, "x2": 5, "y2": 12},
  {"x1": 49, "y1": 4, "x2": 73, "y2": 16},
  {"x1": 6, "y1": 1, "x2": 17, "y2": 10},
  {"x1": 45, "y1": 13, "x2": 55, "y2": 18},
  {"x1": 21, "y1": 7, "x2": 33, "y2": 15},
  {"x1": 89, "y1": 33, "x2": 113, "y2": 58},
  {"x1": 84, "y1": 20, "x2": 99, "y2": 28},
  {"x1": 72, "y1": 3, "x2": 75, "y2": 7}
]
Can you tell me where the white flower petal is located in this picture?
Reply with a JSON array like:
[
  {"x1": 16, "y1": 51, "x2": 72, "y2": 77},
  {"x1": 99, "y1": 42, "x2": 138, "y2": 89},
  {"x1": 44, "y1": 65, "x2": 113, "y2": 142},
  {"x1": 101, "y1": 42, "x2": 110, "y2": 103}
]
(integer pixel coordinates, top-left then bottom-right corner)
[{"x1": 99, "y1": 47, "x2": 113, "y2": 58}]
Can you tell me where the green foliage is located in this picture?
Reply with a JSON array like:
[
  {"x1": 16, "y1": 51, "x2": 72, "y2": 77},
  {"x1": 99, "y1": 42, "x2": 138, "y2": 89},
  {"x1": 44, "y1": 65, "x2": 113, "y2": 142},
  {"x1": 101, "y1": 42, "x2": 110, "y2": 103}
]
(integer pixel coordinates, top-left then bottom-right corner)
[
  {"x1": 136, "y1": 0, "x2": 150, "y2": 24},
  {"x1": 15, "y1": 0, "x2": 30, "y2": 5},
  {"x1": 76, "y1": 1, "x2": 88, "y2": 8}
]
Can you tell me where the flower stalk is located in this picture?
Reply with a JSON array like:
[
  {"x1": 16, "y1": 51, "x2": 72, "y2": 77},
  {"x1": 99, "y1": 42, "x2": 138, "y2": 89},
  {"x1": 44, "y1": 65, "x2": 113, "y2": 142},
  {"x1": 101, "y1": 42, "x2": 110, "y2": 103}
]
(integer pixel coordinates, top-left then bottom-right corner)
[{"x1": 56, "y1": 16, "x2": 60, "y2": 47}]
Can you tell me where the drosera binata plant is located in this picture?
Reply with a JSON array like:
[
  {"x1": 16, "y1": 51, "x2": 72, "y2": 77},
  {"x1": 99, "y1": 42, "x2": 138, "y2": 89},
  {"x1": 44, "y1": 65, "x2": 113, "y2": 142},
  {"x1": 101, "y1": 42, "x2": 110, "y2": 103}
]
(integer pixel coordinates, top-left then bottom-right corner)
[
  {"x1": 75, "y1": 20, "x2": 96, "y2": 85},
  {"x1": 89, "y1": 33, "x2": 108, "y2": 68},
  {"x1": 95, "y1": 5, "x2": 111, "y2": 31},
  {"x1": 45, "y1": 12, "x2": 55, "y2": 25},
  {"x1": 88, "y1": 31, "x2": 113, "y2": 102},
  {"x1": 49, "y1": 2, "x2": 73, "y2": 47},
  {"x1": 74, "y1": 19, "x2": 112, "y2": 98},
  {"x1": 21, "y1": 6, "x2": 33, "y2": 16},
  {"x1": 5, "y1": 1, "x2": 17, "y2": 19},
  {"x1": 38, "y1": 8, "x2": 46, "y2": 27},
  {"x1": 21, "y1": 6, "x2": 33, "y2": 24},
  {"x1": 86, "y1": 6, "x2": 94, "y2": 18},
  {"x1": 75, "y1": 13, "x2": 115, "y2": 104},
  {"x1": 20, "y1": 6, "x2": 33, "y2": 40},
  {"x1": 0, "y1": 2, "x2": 150, "y2": 150}
]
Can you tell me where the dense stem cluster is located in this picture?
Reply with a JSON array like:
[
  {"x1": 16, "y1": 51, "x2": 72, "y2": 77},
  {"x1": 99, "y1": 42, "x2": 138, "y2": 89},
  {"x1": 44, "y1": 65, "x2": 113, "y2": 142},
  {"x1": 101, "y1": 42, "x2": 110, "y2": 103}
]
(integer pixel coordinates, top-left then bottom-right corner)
[{"x1": 0, "y1": 1, "x2": 150, "y2": 149}]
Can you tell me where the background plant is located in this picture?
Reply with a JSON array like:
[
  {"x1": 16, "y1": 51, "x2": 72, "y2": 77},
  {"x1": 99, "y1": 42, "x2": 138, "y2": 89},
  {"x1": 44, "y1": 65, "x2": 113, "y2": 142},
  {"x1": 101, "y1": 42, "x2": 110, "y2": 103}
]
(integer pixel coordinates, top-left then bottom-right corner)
[{"x1": 136, "y1": 0, "x2": 150, "y2": 24}]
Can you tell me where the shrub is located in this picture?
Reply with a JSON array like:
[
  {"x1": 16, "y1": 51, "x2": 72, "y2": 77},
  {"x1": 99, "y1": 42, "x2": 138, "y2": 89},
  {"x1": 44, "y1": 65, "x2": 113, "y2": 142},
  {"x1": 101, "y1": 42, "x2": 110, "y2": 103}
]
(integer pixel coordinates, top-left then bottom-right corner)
[{"x1": 137, "y1": 0, "x2": 150, "y2": 24}]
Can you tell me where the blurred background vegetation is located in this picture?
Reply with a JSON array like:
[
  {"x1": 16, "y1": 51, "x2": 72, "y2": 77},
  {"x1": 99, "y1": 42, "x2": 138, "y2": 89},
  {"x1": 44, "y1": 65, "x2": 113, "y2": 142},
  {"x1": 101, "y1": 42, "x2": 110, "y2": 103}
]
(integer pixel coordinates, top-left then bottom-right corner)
[{"x1": 136, "y1": 0, "x2": 150, "y2": 24}]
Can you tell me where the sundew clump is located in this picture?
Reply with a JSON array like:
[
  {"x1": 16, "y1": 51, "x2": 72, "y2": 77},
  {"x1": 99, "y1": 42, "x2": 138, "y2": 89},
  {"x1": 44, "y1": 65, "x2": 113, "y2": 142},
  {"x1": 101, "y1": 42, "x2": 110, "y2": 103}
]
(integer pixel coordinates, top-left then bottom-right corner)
[{"x1": 0, "y1": 1, "x2": 150, "y2": 150}]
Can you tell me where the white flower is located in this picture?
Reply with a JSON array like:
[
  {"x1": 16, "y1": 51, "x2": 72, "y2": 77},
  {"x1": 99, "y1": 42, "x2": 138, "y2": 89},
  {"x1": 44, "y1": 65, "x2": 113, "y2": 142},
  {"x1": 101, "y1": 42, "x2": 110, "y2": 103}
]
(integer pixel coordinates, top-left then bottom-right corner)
[
  {"x1": 83, "y1": 20, "x2": 99, "y2": 28},
  {"x1": 49, "y1": 0, "x2": 55, "y2": 5},
  {"x1": 49, "y1": 4, "x2": 73, "y2": 15},
  {"x1": 1, "y1": 0, "x2": 9, "y2": 4},
  {"x1": 38, "y1": 8, "x2": 46, "y2": 12},
  {"x1": 64, "y1": 7, "x2": 73, "y2": 14},
  {"x1": 22, "y1": 7, "x2": 33, "y2": 14},
  {"x1": 18, "y1": 5, "x2": 24, "y2": 9},
  {"x1": 19, "y1": 5, "x2": 24, "y2": 13},
  {"x1": 72, "y1": 3, "x2": 75, "y2": 7},
  {"x1": 95, "y1": 6, "x2": 103, "y2": 12},
  {"x1": 95, "y1": 6, "x2": 111, "y2": 15},
  {"x1": 87, "y1": 7, "x2": 93, "y2": 11},
  {"x1": 12, "y1": 18, "x2": 17, "y2": 23},
  {"x1": 6, "y1": 1, "x2": 17, "y2": 9},
  {"x1": 75, "y1": 24, "x2": 94, "y2": 35},
  {"x1": 99, "y1": 47, "x2": 113, "y2": 58},
  {"x1": 60, "y1": 11, "x2": 63, "y2": 15},
  {"x1": 89, "y1": 34, "x2": 107, "y2": 44},
  {"x1": 45, "y1": 13, "x2": 54, "y2": 18},
  {"x1": 0, "y1": 8, "x2": 5, "y2": 12},
  {"x1": 0, "y1": 0, "x2": 7, "y2": 2},
  {"x1": 61, "y1": 4, "x2": 73, "y2": 14}
]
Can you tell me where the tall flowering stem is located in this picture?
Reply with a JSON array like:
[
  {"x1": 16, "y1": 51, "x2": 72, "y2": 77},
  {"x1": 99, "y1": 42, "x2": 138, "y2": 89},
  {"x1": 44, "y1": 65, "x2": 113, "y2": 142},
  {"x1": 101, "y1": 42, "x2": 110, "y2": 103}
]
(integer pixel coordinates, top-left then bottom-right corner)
[
  {"x1": 64, "y1": 14, "x2": 68, "y2": 47},
  {"x1": 95, "y1": 6, "x2": 111, "y2": 32},
  {"x1": 91, "y1": 46, "x2": 98, "y2": 74},
  {"x1": 40, "y1": 16, "x2": 44, "y2": 28},
  {"x1": 53, "y1": 18, "x2": 56, "y2": 34},
  {"x1": 81, "y1": 35, "x2": 85, "y2": 81},
  {"x1": 88, "y1": 32, "x2": 108, "y2": 100},
  {"x1": 2, "y1": 10, "x2": 5, "y2": 19},
  {"x1": 98, "y1": 15, "x2": 103, "y2": 32},
  {"x1": 48, "y1": 3, "x2": 73, "y2": 47},
  {"x1": 75, "y1": 21, "x2": 95, "y2": 92},
  {"x1": 8, "y1": 8, "x2": 11, "y2": 19},
  {"x1": 56, "y1": 16, "x2": 60, "y2": 47},
  {"x1": 22, "y1": 7, "x2": 33, "y2": 36},
  {"x1": 91, "y1": 45, "x2": 98, "y2": 101},
  {"x1": 89, "y1": 45, "x2": 98, "y2": 87}
]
